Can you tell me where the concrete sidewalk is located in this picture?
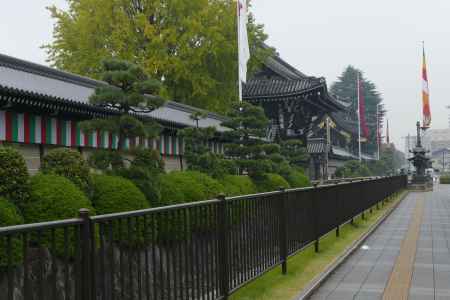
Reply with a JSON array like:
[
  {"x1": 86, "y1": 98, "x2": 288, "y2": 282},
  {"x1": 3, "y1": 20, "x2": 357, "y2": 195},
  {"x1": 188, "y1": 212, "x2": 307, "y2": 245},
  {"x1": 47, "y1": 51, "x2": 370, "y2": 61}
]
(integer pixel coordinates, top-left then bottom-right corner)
[{"x1": 307, "y1": 185, "x2": 450, "y2": 300}]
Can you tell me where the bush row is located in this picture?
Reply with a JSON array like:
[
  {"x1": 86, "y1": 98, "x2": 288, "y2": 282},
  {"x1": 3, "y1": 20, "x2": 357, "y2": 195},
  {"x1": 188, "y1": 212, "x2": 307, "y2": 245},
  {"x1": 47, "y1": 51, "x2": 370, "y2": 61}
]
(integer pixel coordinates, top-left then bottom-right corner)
[{"x1": 440, "y1": 176, "x2": 450, "y2": 184}]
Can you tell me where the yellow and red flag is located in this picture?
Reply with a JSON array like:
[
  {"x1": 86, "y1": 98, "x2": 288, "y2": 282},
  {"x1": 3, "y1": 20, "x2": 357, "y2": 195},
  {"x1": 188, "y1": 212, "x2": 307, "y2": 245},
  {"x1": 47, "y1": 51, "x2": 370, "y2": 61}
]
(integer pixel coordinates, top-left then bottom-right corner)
[{"x1": 422, "y1": 45, "x2": 431, "y2": 127}]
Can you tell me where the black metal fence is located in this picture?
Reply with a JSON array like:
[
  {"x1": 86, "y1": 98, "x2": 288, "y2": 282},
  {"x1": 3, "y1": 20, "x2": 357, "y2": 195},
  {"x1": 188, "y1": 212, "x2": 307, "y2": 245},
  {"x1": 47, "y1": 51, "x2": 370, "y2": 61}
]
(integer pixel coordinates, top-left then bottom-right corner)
[{"x1": 0, "y1": 176, "x2": 407, "y2": 300}]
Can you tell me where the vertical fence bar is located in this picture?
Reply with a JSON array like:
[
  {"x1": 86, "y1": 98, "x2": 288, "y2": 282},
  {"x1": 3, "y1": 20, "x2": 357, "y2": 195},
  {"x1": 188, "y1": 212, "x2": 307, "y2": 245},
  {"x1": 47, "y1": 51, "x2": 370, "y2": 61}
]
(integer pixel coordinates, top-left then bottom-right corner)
[
  {"x1": 217, "y1": 194, "x2": 230, "y2": 299},
  {"x1": 7, "y1": 235, "x2": 13, "y2": 300},
  {"x1": 278, "y1": 188, "x2": 288, "y2": 275},
  {"x1": 79, "y1": 208, "x2": 91, "y2": 300},
  {"x1": 360, "y1": 181, "x2": 365, "y2": 220},
  {"x1": 335, "y1": 182, "x2": 340, "y2": 238},
  {"x1": 313, "y1": 184, "x2": 320, "y2": 253}
]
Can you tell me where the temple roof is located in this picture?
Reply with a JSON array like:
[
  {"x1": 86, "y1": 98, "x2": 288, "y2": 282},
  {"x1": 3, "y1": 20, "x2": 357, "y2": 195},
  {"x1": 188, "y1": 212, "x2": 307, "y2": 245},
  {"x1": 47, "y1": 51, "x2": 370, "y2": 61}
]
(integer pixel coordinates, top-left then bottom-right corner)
[
  {"x1": 243, "y1": 47, "x2": 344, "y2": 112},
  {"x1": 0, "y1": 53, "x2": 228, "y2": 131},
  {"x1": 243, "y1": 77, "x2": 323, "y2": 99}
]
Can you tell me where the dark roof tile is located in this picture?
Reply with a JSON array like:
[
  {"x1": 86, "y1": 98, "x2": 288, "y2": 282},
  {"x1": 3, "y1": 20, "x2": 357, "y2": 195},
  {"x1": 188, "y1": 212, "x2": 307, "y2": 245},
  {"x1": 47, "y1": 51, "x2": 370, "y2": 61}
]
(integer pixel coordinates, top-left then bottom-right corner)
[{"x1": 243, "y1": 78, "x2": 323, "y2": 99}]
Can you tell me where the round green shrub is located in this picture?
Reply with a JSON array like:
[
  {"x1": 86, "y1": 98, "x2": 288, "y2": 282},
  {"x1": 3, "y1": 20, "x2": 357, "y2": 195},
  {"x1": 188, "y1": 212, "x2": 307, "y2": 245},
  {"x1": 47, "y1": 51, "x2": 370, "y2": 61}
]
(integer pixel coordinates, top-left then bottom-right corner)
[
  {"x1": 118, "y1": 167, "x2": 162, "y2": 206},
  {"x1": 188, "y1": 171, "x2": 224, "y2": 199},
  {"x1": 284, "y1": 170, "x2": 311, "y2": 188},
  {"x1": 221, "y1": 175, "x2": 257, "y2": 196},
  {"x1": 41, "y1": 148, "x2": 91, "y2": 192},
  {"x1": 159, "y1": 171, "x2": 207, "y2": 205},
  {"x1": 253, "y1": 173, "x2": 290, "y2": 193},
  {"x1": 90, "y1": 175, "x2": 149, "y2": 215},
  {"x1": 24, "y1": 174, "x2": 94, "y2": 256},
  {"x1": 158, "y1": 171, "x2": 221, "y2": 240},
  {"x1": 91, "y1": 175, "x2": 150, "y2": 247},
  {"x1": 117, "y1": 149, "x2": 165, "y2": 206},
  {"x1": 0, "y1": 197, "x2": 24, "y2": 266},
  {"x1": 0, "y1": 147, "x2": 30, "y2": 208},
  {"x1": 159, "y1": 178, "x2": 184, "y2": 206}
]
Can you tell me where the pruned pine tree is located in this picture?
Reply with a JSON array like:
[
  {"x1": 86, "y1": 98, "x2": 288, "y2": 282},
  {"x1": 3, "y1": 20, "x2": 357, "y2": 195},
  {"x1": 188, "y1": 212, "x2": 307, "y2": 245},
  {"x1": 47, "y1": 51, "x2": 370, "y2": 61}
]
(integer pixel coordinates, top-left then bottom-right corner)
[
  {"x1": 222, "y1": 102, "x2": 273, "y2": 178},
  {"x1": 82, "y1": 59, "x2": 165, "y2": 154}
]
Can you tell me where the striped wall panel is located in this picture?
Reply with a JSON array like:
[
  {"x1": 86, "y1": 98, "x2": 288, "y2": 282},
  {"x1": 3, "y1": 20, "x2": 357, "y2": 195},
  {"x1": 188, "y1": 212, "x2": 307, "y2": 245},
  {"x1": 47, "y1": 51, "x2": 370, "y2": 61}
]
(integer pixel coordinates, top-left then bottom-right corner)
[{"x1": 0, "y1": 110, "x2": 225, "y2": 157}]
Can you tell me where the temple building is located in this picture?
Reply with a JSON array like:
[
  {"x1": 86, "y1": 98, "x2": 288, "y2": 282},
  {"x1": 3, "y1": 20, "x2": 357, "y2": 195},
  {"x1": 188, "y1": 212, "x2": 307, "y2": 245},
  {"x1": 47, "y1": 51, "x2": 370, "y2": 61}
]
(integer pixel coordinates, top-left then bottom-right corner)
[
  {"x1": 243, "y1": 53, "x2": 343, "y2": 144},
  {"x1": 0, "y1": 54, "x2": 226, "y2": 173},
  {"x1": 243, "y1": 49, "x2": 375, "y2": 179}
]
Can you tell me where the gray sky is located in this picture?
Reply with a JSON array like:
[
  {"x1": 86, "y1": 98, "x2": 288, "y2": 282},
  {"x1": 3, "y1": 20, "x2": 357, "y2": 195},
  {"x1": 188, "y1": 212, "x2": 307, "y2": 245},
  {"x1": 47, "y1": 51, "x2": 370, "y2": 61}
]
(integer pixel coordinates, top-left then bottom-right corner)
[{"x1": 1, "y1": 1, "x2": 450, "y2": 150}]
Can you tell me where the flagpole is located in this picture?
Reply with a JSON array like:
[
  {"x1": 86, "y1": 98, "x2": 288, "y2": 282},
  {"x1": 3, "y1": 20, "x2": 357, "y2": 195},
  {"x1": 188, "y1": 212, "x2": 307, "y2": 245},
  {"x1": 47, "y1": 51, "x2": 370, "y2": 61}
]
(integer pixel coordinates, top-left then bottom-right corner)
[
  {"x1": 377, "y1": 104, "x2": 380, "y2": 160},
  {"x1": 357, "y1": 73, "x2": 362, "y2": 162},
  {"x1": 237, "y1": 0, "x2": 243, "y2": 102}
]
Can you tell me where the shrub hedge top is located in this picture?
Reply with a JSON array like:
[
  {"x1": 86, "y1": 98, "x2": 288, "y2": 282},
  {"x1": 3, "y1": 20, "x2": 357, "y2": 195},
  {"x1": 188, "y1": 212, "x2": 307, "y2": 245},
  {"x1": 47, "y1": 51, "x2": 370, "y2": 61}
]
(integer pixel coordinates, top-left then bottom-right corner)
[
  {"x1": 24, "y1": 174, "x2": 94, "y2": 223},
  {"x1": 41, "y1": 148, "x2": 91, "y2": 192},
  {"x1": 0, "y1": 197, "x2": 23, "y2": 227},
  {"x1": 187, "y1": 171, "x2": 224, "y2": 199},
  {"x1": 440, "y1": 176, "x2": 450, "y2": 184},
  {"x1": 221, "y1": 175, "x2": 257, "y2": 196},
  {"x1": 284, "y1": 170, "x2": 311, "y2": 188},
  {"x1": 160, "y1": 171, "x2": 207, "y2": 204},
  {"x1": 254, "y1": 173, "x2": 290, "y2": 193},
  {"x1": 91, "y1": 175, "x2": 149, "y2": 214},
  {"x1": 0, "y1": 197, "x2": 24, "y2": 266},
  {"x1": 0, "y1": 147, "x2": 30, "y2": 208}
]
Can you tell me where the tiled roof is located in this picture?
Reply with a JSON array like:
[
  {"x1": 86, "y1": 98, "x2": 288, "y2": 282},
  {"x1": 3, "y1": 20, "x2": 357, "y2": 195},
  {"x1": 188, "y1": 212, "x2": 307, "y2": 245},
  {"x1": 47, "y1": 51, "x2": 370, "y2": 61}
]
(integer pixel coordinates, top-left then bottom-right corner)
[
  {"x1": 264, "y1": 56, "x2": 307, "y2": 80},
  {"x1": 260, "y1": 44, "x2": 307, "y2": 80},
  {"x1": 243, "y1": 78, "x2": 323, "y2": 99},
  {"x1": 0, "y1": 53, "x2": 228, "y2": 131}
]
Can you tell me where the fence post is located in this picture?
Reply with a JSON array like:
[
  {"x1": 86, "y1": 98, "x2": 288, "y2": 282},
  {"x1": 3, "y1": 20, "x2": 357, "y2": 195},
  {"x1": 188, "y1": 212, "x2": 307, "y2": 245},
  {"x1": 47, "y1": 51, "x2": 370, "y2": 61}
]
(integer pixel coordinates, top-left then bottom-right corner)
[
  {"x1": 79, "y1": 208, "x2": 91, "y2": 300},
  {"x1": 278, "y1": 187, "x2": 288, "y2": 275},
  {"x1": 217, "y1": 194, "x2": 230, "y2": 299},
  {"x1": 313, "y1": 183, "x2": 320, "y2": 253},
  {"x1": 360, "y1": 181, "x2": 366, "y2": 221},
  {"x1": 335, "y1": 182, "x2": 340, "y2": 238}
]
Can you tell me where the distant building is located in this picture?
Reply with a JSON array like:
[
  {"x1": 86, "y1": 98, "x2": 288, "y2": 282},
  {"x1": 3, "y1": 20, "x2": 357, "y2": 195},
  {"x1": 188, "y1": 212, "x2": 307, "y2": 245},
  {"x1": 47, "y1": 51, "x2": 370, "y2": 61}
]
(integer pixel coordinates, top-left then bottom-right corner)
[{"x1": 422, "y1": 129, "x2": 450, "y2": 153}]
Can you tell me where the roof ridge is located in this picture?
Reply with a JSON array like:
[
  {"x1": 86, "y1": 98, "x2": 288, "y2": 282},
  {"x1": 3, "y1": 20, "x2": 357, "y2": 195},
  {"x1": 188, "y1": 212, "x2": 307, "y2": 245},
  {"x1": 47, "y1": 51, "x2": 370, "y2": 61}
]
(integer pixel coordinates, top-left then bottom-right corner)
[
  {"x1": 164, "y1": 101, "x2": 228, "y2": 122},
  {"x1": 0, "y1": 53, "x2": 105, "y2": 89}
]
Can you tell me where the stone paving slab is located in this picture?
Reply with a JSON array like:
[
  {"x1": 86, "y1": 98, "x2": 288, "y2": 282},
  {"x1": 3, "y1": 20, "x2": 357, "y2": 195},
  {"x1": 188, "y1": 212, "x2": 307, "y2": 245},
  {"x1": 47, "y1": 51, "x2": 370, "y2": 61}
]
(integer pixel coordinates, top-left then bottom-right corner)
[{"x1": 307, "y1": 185, "x2": 450, "y2": 300}]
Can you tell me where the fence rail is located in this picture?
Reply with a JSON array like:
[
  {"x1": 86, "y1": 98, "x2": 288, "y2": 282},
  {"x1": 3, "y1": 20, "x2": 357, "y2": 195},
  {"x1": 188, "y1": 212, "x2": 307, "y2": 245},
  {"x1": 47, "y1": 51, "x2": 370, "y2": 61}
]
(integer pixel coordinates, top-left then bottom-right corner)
[{"x1": 0, "y1": 176, "x2": 407, "y2": 300}]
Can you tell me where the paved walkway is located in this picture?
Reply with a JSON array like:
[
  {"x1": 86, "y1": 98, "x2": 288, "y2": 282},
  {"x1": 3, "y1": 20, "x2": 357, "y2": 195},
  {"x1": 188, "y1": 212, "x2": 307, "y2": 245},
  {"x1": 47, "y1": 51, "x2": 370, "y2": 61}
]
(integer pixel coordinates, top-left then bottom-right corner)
[{"x1": 307, "y1": 184, "x2": 450, "y2": 300}]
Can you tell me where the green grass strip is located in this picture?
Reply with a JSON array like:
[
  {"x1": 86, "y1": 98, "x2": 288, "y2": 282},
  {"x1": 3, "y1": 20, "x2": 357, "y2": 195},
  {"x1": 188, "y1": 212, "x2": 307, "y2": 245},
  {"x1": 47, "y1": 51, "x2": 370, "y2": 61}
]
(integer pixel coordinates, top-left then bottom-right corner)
[{"x1": 231, "y1": 191, "x2": 407, "y2": 300}]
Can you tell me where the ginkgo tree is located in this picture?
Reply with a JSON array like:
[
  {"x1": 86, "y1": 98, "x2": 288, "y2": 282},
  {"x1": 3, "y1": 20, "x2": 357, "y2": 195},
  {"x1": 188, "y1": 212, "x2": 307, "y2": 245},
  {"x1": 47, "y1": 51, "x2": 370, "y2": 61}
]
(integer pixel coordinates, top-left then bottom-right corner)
[{"x1": 45, "y1": 0, "x2": 273, "y2": 113}]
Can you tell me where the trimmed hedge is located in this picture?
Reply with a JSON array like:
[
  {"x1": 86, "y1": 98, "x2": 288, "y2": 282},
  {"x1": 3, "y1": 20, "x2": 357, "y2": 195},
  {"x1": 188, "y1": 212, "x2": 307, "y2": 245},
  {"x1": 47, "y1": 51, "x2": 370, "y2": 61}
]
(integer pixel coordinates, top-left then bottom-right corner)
[
  {"x1": 160, "y1": 171, "x2": 207, "y2": 205},
  {"x1": 118, "y1": 149, "x2": 165, "y2": 206},
  {"x1": 91, "y1": 175, "x2": 150, "y2": 246},
  {"x1": 188, "y1": 171, "x2": 224, "y2": 199},
  {"x1": 221, "y1": 175, "x2": 257, "y2": 196},
  {"x1": 158, "y1": 171, "x2": 224, "y2": 240},
  {"x1": 440, "y1": 176, "x2": 450, "y2": 184},
  {"x1": 41, "y1": 148, "x2": 91, "y2": 192},
  {"x1": 90, "y1": 175, "x2": 150, "y2": 215},
  {"x1": 0, "y1": 147, "x2": 30, "y2": 208},
  {"x1": 254, "y1": 173, "x2": 290, "y2": 193},
  {"x1": 24, "y1": 174, "x2": 94, "y2": 256},
  {"x1": 0, "y1": 197, "x2": 24, "y2": 266},
  {"x1": 284, "y1": 170, "x2": 311, "y2": 188}
]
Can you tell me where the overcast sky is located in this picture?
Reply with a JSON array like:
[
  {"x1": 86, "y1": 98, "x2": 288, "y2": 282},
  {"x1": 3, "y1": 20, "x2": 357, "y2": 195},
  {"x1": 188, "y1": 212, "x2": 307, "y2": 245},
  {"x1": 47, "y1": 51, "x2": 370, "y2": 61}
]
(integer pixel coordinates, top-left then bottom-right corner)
[{"x1": 1, "y1": 1, "x2": 450, "y2": 151}]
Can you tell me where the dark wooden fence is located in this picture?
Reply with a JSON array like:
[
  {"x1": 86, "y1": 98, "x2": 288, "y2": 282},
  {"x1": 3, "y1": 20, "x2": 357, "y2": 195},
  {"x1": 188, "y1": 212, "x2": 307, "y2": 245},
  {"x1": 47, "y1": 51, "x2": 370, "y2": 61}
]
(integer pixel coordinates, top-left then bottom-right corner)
[{"x1": 0, "y1": 176, "x2": 407, "y2": 300}]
